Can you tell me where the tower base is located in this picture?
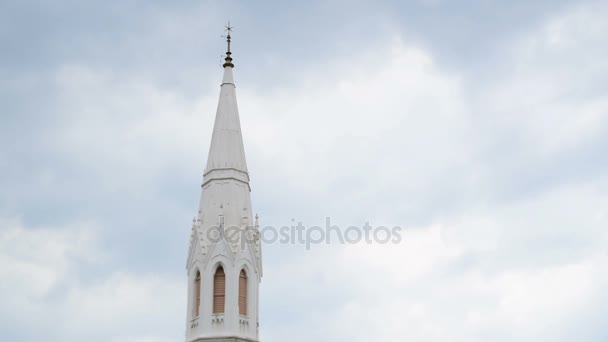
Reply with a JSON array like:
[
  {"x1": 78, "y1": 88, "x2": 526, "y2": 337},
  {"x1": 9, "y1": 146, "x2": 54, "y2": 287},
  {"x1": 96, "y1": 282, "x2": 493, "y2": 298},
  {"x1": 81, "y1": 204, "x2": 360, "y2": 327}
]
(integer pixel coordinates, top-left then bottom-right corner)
[{"x1": 191, "y1": 337, "x2": 258, "y2": 342}]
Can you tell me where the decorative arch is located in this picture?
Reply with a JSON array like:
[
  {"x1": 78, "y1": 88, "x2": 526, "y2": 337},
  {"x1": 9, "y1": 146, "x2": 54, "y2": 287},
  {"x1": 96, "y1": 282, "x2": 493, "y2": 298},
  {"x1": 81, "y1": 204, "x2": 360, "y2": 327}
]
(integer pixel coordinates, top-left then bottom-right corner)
[
  {"x1": 238, "y1": 269, "x2": 248, "y2": 316},
  {"x1": 213, "y1": 266, "x2": 226, "y2": 314},
  {"x1": 193, "y1": 270, "x2": 201, "y2": 317}
]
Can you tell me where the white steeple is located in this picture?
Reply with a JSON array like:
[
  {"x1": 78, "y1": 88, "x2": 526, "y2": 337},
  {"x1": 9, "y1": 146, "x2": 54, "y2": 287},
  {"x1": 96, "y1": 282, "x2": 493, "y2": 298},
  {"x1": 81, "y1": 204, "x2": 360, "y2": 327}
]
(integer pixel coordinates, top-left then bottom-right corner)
[
  {"x1": 204, "y1": 61, "x2": 248, "y2": 174},
  {"x1": 186, "y1": 25, "x2": 262, "y2": 342}
]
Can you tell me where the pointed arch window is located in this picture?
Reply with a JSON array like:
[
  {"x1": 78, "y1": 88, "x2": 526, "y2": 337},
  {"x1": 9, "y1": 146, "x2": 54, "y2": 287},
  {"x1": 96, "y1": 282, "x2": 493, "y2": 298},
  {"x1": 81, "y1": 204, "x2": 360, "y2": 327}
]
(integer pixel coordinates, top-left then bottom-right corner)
[
  {"x1": 213, "y1": 266, "x2": 226, "y2": 314},
  {"x1": 193, "y1": 271, "x2": 201, "y2": 317},
  {"x1": 238, "y1": 269, "x2": 248, "y2": 316}
]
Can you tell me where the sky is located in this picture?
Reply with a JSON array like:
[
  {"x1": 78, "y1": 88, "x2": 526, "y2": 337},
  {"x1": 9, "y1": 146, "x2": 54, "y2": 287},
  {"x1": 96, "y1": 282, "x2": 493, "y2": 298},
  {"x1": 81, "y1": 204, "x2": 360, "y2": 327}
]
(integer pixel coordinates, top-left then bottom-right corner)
[{"x1": 1, "y1": 0, "x2": 608, "y2": 341}]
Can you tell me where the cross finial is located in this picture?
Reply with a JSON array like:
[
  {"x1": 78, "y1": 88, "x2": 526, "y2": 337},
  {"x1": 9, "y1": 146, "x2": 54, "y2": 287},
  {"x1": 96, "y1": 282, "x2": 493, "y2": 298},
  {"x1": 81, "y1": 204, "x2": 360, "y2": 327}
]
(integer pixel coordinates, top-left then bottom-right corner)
[
  {"x1": 223, "y1": 21, "x2": 235, "y2": 68},
  {"x1": 225, "y1": 21, "x2": 234, "y2": 36}
]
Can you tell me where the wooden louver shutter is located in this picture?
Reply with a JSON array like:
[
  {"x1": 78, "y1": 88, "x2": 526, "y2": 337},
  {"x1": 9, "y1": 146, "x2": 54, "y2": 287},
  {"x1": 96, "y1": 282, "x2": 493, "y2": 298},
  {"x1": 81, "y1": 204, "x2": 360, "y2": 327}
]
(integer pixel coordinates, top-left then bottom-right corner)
[
  {"x1": 238, "y1": 269, "x2": 247, "y2": 316},
  {"x1": 213, "y1": 267, "x2": 225, "y2": 314},
  {"x1": 194, "y1": 271, "x2": 201, "y2": 317}
]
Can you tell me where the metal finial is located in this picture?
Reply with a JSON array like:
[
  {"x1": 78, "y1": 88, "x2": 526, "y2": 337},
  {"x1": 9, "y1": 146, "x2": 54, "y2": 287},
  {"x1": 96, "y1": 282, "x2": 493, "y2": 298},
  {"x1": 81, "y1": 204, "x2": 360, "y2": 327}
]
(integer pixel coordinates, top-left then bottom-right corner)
[
  {"x1": 223, "y1": 21, "x2": 235, "y2": 68},
  {"x1": 225, "y1": 21, "x2": 233, "y2": 38}
]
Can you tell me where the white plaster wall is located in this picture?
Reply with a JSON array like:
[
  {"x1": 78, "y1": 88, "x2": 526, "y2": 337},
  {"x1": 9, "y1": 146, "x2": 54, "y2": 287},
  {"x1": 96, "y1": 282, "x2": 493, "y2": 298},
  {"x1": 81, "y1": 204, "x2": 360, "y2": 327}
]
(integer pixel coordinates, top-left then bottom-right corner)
[{"x1": 186, "y1": 241, "x2": 260, "y2": 341}]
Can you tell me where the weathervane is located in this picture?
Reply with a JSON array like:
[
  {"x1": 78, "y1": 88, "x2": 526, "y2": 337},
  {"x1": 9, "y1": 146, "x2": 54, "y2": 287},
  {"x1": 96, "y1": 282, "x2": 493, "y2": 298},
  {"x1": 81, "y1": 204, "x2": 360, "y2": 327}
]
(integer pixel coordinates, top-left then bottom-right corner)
[
  {"x1": 222, "y1": 21, "x2": 235, "y2": 68},
  {"x1": 225, "y1": 21, "x2": 234, "y2": 35}
]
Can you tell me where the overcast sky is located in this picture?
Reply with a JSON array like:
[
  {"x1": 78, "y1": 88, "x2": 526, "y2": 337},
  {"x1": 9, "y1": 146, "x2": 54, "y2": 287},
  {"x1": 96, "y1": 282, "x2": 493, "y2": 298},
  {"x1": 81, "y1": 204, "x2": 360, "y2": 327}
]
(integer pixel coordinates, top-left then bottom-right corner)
[{"x1": 1, "y1": 0, "x2": 608, "y2": 341}]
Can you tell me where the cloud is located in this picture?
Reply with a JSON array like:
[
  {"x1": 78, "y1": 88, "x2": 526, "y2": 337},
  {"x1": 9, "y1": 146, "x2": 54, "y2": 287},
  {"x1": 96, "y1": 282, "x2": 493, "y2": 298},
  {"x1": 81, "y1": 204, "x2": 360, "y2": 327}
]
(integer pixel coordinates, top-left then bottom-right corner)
[
  {"x1": 1, "y1": 1, "x2": 607, "y2": 342},
  {"x1": 0, "y1": 217, "x2": 99, "y2": 297},
  {"x1": 240, "y1": 37, "x2": 471, "y2": 225},
  {"x1": 0, "y1": 217, "x2": 184, "y2": 342},
  {"x1": 256, "y1": 4, "x2": 608, "y2": 342},
  {"x1": 62, "y1": 272, "x2": 184, "y2": 341},
  {"x1": 260, "y1": 181, "x2": 607, "y2": 342}
]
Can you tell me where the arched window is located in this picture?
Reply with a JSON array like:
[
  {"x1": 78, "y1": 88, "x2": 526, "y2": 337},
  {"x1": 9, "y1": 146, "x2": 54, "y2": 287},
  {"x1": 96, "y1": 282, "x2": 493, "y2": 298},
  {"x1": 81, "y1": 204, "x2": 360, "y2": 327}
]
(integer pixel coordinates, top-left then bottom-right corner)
[
  {"x1": 213, "y1": 266, "x2": 225, "y2": 314},
  {"x1": 193, "y1": 271, "x2": 201, "y2": 317},
  {"x1": 239, "y1": 269, "x2": 248, "y2": 316}
]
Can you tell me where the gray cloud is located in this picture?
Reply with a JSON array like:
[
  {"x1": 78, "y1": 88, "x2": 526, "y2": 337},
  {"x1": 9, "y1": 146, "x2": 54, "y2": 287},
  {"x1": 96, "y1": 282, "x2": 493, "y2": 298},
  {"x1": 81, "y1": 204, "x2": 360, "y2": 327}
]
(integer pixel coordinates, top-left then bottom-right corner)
[{"x1": 1, "y1": 1, "x2": 607, "y2": 341}]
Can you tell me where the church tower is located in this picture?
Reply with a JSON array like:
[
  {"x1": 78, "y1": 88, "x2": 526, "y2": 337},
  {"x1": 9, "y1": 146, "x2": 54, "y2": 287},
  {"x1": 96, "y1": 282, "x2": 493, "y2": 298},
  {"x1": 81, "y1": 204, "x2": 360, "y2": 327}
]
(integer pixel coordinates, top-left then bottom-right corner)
[{"x1": 186, "y1": 26, "x2": 262, "y2": 342}]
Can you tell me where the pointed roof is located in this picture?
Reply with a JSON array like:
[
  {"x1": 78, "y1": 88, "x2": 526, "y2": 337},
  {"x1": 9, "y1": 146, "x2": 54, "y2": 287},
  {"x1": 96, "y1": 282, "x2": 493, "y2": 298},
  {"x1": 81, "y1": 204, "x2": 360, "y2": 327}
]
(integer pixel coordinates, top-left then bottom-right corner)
[
  {"x1": 203, "y1": 30, "x2": 249, "y2": 185},
  {"x1": 204, "y1": 67, "x2": 248, "y2": 172}
]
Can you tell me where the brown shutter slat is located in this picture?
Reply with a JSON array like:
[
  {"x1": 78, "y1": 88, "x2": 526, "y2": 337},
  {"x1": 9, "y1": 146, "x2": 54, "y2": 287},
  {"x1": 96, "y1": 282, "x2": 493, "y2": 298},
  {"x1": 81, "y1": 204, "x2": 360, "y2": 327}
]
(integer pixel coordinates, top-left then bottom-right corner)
[
  {"x1": 238, "y1": 269, "x2": 247, "y2": 316},
  {"x1": 213, "y1": 267, "x2": 226, "y2": 314},
  {"x1": 194, "y1": 271, "x2": 201, "y2": 317}
]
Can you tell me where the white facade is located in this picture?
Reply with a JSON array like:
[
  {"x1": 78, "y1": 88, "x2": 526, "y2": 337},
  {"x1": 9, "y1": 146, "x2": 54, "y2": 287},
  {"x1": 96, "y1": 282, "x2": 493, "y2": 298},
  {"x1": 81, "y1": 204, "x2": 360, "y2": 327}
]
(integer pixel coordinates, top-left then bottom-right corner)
[{"x1": 185, "y1": 41, "x2": 262, "y2": 342}]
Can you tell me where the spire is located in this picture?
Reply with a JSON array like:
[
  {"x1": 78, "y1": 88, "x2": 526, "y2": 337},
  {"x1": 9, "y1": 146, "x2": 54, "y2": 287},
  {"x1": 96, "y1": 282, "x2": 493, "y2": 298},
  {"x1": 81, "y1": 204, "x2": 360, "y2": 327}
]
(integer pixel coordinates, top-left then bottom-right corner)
[
  {"x1": 187, "y1": 24, "x2": 261, "y2": 342},
  {"x1": 223, "y1": 22, "x2": 234, "y2": 68},
  {"x1": 203, "y1": 24, "x2": 249, "y2": 186}
]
